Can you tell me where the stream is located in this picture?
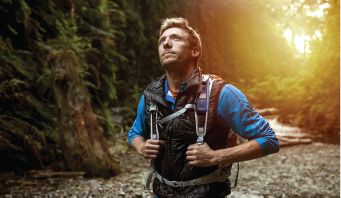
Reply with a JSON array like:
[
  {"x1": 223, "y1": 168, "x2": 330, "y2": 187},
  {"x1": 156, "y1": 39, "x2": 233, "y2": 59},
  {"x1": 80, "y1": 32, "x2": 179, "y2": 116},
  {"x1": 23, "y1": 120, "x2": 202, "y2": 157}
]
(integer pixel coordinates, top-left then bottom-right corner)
[{"x1": 258, "y1": 107, "x2": 313, "y2": 146}]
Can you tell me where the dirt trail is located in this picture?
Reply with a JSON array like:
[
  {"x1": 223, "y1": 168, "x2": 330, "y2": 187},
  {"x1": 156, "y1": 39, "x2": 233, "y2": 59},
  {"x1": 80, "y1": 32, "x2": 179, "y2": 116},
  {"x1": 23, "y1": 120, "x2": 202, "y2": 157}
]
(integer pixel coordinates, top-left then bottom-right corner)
[{"x1": 1, "y1": 142, "x2": 339, "y2": 197}]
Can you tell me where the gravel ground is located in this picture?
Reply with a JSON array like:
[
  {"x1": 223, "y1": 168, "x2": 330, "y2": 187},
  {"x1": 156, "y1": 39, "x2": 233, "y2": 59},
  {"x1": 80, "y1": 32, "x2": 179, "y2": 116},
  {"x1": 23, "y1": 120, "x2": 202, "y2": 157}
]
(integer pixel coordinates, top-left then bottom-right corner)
[{"x1": 0, "y1": 143, "x2": 339, "y2": 198}]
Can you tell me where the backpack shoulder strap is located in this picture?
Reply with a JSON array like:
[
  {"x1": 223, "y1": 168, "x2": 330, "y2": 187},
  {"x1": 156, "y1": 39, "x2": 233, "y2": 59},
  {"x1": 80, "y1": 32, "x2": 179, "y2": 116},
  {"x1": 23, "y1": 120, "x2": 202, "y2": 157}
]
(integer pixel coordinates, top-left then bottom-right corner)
[{"x1": 194, "y1": 74, "x2": 215, "y2": 144}]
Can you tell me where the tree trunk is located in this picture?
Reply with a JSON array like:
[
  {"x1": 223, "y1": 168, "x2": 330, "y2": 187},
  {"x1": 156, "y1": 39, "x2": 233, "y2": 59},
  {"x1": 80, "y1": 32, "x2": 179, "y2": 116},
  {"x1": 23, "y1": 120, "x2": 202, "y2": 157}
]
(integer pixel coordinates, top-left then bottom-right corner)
[{"x1": 50, "y1": 49, "x2": 119, "y2": 177}]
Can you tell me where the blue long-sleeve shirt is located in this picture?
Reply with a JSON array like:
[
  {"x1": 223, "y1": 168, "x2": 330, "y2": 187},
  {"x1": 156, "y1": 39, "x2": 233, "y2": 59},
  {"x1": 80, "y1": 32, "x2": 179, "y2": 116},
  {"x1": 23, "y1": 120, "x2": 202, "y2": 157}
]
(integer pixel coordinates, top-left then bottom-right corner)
[{"x1": 127, "y1": 83, "x2": 279, "y2": 155}]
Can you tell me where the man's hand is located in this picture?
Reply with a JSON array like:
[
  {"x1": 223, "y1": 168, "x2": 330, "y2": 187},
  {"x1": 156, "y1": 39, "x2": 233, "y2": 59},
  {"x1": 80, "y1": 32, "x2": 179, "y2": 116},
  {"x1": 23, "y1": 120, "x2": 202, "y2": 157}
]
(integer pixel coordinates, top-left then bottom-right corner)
[
  {"x1": 186, "y1": 143, "x2": 220, "y2": 167},
  {"x1": 140, "y1": 139, "x2": 163, "y2": 159}
]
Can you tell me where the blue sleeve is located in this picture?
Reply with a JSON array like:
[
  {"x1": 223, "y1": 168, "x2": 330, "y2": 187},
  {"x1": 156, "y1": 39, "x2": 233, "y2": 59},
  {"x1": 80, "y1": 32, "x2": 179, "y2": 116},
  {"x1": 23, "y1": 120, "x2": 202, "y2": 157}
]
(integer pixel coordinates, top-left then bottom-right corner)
[
  {"x1": 127, "y1": 95, "x2": 147, "y2": 144},
  {"x1": 217, "y1": 84, "x2": 280, "y2": 155}
]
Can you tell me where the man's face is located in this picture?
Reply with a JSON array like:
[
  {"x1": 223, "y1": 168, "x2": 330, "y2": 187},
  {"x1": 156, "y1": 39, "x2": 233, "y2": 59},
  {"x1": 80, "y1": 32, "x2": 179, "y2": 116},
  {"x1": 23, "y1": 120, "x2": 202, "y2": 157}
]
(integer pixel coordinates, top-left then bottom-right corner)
[{"x1": 158, "y1": 27, "x2": 194, "y2": 69}]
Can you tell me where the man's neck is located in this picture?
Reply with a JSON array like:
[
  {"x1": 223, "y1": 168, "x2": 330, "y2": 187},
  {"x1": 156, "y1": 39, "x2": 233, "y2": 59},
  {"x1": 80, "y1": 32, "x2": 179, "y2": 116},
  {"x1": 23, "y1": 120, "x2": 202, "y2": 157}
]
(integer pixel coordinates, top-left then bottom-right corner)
[{"x1": 166, "y1": 64, "x2": 196, "y2": 92}]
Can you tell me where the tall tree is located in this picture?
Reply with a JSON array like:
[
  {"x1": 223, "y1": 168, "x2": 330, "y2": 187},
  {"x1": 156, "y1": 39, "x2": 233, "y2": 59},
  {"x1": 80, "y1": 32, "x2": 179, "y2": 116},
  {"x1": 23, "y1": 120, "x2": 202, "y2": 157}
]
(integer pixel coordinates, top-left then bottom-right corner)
[{"x1": 51, "y1": 50, "x2": 118, "y2": 177}]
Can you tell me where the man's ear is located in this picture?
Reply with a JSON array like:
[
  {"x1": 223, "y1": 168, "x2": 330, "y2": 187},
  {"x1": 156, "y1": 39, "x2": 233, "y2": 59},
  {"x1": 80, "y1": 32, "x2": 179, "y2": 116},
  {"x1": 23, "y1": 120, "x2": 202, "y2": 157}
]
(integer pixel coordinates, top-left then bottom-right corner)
[{"x1": 191, "y1": 47, "x2": 200, "y2": 58}]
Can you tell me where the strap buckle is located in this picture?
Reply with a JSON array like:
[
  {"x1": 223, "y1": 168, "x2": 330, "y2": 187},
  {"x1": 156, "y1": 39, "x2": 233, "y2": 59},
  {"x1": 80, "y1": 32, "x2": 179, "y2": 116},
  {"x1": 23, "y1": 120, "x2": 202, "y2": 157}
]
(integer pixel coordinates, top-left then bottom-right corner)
[
  {"x1": 171, "y1": 180, "x2": 184, "y2": 188},
  {"x1": 196, "y1": 136, "x2": 204, "y2": 145}
]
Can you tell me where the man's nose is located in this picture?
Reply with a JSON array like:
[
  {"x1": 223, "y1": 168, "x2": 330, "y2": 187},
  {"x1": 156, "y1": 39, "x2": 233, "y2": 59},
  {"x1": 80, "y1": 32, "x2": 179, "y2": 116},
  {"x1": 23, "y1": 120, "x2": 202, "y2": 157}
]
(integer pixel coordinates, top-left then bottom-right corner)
[{"x1": 163, "y1": 38, "x2": 172, "y2": 49}]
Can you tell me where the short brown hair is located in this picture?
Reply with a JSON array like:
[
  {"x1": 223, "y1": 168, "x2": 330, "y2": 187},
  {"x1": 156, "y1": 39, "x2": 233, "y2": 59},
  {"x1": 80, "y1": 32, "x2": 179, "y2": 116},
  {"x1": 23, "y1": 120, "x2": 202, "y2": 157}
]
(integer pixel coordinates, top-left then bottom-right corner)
[{"x1": 160, "y1": 17, "x2": 202, "y2": 64}]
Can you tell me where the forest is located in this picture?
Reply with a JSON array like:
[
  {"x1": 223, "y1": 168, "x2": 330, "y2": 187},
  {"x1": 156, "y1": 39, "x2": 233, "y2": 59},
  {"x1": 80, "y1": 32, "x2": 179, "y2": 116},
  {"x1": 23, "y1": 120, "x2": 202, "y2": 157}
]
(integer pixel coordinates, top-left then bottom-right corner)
[{"x1": 0, "y1": 0, "x2": 339, "y2": 196}]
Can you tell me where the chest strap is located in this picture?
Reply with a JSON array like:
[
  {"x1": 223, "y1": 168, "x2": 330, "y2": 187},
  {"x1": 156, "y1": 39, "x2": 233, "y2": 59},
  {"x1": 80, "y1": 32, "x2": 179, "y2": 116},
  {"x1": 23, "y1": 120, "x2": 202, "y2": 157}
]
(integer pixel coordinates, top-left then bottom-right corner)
[{"x1": 157, "y1": 104, "x2": 194, "y2": 125}]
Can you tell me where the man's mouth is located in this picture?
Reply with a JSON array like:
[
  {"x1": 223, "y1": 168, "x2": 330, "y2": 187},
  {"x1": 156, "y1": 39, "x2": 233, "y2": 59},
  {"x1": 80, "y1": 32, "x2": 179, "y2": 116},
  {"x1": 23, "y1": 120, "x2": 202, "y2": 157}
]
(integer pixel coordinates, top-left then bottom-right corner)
[{"x1": 162, "y1": 51, "x2": 175, "y2": 56}]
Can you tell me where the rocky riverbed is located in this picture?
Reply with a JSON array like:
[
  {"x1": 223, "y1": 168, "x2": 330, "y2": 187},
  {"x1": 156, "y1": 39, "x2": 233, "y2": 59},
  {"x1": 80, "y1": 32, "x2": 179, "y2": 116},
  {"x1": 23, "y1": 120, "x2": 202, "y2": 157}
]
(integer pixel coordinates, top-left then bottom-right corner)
[{"x1": 0, "y1": 142, "x2": 339, "y2": 197}]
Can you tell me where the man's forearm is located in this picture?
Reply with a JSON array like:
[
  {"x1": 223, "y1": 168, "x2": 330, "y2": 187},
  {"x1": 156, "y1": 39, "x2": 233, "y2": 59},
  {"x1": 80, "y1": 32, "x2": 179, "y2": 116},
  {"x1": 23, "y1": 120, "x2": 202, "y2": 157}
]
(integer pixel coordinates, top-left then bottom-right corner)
[
  {"x1": 131, "y1": 136, "x2": 146, "y2": 155},
  {"x1": 187, "y1": 140, "x2": 264, "y2": 167},
  {"x1": 214, "y1": 140, "x2": 264, "y2": 165}
]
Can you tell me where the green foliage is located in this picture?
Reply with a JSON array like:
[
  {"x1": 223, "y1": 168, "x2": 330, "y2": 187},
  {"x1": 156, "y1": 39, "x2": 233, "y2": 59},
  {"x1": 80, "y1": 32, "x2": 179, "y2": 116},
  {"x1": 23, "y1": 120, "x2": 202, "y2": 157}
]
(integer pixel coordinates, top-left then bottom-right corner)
[
  {"x1": 0, "y1": 37, "x2": 56, "y2": 170},
  {"x1": 0, "y1": 0, "x2": 182, "y2": 170}
]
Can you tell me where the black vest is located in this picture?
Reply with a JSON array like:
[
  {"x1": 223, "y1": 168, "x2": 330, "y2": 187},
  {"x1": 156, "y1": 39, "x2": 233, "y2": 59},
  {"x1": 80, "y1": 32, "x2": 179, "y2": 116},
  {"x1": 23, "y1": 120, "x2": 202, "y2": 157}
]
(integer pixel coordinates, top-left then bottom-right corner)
[{"x1": 144, "y1": 70, "x2": 232, "y2": 197}]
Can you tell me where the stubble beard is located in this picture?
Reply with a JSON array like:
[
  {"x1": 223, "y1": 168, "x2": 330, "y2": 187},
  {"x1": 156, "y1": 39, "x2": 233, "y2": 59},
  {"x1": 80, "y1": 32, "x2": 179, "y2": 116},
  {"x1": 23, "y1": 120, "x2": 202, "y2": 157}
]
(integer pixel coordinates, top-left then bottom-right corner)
[{"x1": 161, "y1": 55, "x2": 193, "y2": 74}]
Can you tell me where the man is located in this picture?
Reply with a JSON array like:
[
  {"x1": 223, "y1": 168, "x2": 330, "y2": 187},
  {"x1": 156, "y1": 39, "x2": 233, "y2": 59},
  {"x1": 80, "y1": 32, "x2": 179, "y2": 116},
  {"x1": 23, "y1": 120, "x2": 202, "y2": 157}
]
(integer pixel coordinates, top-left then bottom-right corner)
[{"x1": 128, "y1": 17, "x2": 279, "y2": 197}]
